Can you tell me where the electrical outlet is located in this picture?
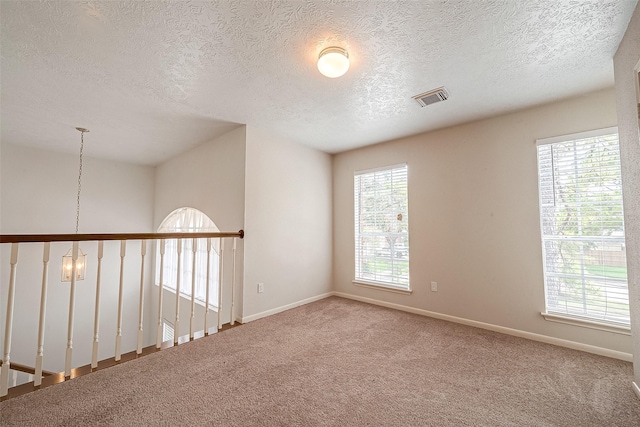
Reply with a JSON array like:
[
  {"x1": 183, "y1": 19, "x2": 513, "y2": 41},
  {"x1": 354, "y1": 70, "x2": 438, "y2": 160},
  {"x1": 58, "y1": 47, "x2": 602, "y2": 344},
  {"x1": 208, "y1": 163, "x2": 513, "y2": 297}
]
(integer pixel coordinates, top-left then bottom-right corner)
[
  {"x1": 431, "y1": 281, "x2": 438, "y2": 292},
  {"x1": 257, "y1": 282, "x2": 264, "y2": 293}
]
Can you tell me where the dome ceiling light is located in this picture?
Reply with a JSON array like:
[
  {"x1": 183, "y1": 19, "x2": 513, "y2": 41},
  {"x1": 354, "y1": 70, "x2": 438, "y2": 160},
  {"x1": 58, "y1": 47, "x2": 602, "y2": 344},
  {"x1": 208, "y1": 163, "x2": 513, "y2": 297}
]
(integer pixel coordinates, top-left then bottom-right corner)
[{"x1": 317, "y1": 47, "x2": 350, "y2": 78}]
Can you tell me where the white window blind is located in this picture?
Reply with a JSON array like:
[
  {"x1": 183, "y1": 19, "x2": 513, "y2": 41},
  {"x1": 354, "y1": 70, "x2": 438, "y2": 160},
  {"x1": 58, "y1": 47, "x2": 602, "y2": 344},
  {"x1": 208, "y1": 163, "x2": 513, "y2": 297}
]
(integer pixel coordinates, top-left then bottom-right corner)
[
  {"x1": 536, "y1": 128, "x2": 629, "y2": 327},
  {"x1": 354, "y1": 164, "x2": 409, "y2": 289},
  {"x1": 162, "y1": 320, "x2": 174, "y2": 343}
]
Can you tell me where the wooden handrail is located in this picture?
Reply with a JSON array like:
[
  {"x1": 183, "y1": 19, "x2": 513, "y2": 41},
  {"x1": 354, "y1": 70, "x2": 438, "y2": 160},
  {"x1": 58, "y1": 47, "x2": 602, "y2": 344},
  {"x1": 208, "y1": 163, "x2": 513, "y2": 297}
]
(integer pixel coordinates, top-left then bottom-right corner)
[
  {"x1": 0, "y1": 230, "x2": 244, "y2": 244},
  {"x1": 0, "y1": 229, "x2": 245, "y2": 398}
]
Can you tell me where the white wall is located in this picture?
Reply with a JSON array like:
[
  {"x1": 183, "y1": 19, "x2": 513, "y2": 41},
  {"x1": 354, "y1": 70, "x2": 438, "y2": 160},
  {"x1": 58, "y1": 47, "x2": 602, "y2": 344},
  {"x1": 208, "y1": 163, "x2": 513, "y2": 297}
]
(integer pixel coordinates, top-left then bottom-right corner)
[
  {"x1": 0, "y1": 143, "x2": 155, "y2": 373},
  {"x1": 153, "y1": 126, "x2": 246, "y2": 333},
  {"x1": 333, "y1": 88, "x2": 632, "y2": 354},
  {"x1": 243, "y1": 127, "x2": 332, "y2": 320},
  {"x1": 613, "y1": 2, "x2": 640, "y2": 384}
]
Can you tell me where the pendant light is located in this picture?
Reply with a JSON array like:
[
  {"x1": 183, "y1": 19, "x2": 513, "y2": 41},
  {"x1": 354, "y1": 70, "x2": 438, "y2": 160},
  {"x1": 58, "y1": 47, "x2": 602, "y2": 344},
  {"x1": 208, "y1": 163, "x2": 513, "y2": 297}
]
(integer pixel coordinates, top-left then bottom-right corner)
[{"x1": 62, "y1": 127, "x2": 88, "y2": 282}]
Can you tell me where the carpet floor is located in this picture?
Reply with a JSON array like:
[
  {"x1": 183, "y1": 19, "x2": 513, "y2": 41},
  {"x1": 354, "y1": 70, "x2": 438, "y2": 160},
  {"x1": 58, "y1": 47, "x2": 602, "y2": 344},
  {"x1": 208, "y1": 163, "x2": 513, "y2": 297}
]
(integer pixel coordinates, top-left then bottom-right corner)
[{"x1": 1, "y1": 296, "x2": 638, "y2": 426}]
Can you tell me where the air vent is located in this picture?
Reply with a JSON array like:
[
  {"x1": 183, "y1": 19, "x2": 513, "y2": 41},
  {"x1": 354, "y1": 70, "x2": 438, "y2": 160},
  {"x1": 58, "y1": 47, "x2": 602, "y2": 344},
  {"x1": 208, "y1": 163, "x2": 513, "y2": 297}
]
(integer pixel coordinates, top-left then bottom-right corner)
[{"x1": 412, "y1": 87, "x2": 449, "y2": 107}]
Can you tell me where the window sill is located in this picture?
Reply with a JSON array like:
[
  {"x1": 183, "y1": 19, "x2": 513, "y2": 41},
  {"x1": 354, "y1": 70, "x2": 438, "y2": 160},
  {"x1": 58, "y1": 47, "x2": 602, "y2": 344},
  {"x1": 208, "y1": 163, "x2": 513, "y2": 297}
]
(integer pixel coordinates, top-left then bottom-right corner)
[
  {"x1": 156, "y1": 283, "x2": 219, "y2": 312},
  {"x1": 352, "y1": 280, "x2": 412, "y2": 295},
  {"x1": 541, "y1": 312, "x2": 630, "y2": 335}
]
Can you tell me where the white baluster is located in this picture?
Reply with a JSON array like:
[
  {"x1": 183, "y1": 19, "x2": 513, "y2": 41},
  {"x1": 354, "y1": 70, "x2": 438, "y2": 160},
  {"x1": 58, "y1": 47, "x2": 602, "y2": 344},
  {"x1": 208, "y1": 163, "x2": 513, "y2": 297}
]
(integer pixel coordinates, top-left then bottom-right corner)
[
  {"x1": 204, "y1": 238, "x2": 211, "y2": 334},
  {"x1": 91, "y1": 241, "x2": 104, "y2": 368},
  {"x1": 11, "y1": 370, "x2": 17, "y2": 388},
  {"x1": 115, "y1": 240, "x2": 126, "y2": 361},
  {"x1": 174, "y1": 239, "x2": 182, "y2": 345},
  {"x1": 137, "y1": 240, "x2": 146, "y2": 354},
  {"x1": 64, "y1": 242, "x2": 79, "y2": 377},
  {"x1": 189, "y1": 238, "x2": 197, "y2": 339},
  {"x1": 1, "y1": 243, "x2": 19, "y2": 397},
  {"x1": 156, "y1": 239, "x2": 165, "y2": 348},
  {"x1": 218, "y1": 238, "x2": 224, "y2": 330},
  {"x1": 34, "y1": 242, "x2": 50, "y2": 386},
  {"x1": 230, "y1": 238, "x2": 237, "y2": 326}
]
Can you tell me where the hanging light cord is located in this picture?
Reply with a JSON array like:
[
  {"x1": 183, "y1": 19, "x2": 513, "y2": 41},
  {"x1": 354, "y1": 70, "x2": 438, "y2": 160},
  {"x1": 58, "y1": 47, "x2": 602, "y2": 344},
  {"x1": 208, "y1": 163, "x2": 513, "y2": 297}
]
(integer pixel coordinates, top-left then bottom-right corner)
[{"x1": 75, "y1": 129, "x2": 86, "y2": 234}]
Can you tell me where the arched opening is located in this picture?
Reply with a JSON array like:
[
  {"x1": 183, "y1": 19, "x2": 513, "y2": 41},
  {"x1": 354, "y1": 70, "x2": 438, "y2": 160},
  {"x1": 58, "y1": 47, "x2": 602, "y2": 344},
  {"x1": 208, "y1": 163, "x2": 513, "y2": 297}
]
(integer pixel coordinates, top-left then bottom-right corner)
[{"x1": 156, "y1": 207, "x2": 220, "y2": 309}]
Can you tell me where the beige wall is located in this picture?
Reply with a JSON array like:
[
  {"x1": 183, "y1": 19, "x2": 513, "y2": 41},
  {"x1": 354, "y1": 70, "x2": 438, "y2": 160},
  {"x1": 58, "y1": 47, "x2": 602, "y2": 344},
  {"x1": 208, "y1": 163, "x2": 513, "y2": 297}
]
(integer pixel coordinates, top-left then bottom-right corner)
[
  {"x1": 333, "y1": 88, "x2": 631, "y2": 354},
  {"x1": 1, "y1": 143, "x2": 155, "y2": 235},
  {"x1": 243, "y1": 127, "x2": 333, "y2": 320},
  {"x1": 154, "y1": 126, "x2": 246, "y2": 231},
  {"x1": 154, "y1": 126, "x2": 246, "y2": 326},
  {"x1": 614, "y1": 2, "x2": 640, "y2": 383}
]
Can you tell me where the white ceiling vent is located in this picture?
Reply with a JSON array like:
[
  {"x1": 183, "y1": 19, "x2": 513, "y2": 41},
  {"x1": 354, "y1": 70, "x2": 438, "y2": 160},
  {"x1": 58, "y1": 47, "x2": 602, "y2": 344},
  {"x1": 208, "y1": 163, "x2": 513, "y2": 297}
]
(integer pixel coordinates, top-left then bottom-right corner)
[{"x1": 412, "y1": 87, "x2": 449, "y2": 107}]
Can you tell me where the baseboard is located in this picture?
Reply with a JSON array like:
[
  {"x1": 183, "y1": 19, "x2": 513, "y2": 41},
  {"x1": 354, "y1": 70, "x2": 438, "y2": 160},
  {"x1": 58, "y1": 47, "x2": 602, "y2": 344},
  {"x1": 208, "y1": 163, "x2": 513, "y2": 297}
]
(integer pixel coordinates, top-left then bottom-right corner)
[
  {"x1": 333, "y1": 292, "x2": 633, "y2": 362},
  {"x1": 633, "y1": 382, "x2": 640, "y2": 400},
  {"x1": 241, "y1": 292, "x2": 334, "y2": 323}
]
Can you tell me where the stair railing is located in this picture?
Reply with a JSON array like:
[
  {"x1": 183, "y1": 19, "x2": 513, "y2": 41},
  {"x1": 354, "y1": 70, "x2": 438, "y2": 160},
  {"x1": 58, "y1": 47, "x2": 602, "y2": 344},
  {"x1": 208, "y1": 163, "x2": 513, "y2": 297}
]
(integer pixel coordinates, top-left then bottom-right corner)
[{"x1": 0, "y1": 230, "x2": 243, "y2": 397}]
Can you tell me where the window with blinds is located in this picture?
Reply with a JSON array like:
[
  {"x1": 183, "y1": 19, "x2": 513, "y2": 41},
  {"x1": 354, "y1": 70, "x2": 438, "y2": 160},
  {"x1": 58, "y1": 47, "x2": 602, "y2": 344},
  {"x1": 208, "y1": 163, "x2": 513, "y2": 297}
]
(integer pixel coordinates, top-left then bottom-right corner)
[
  {"x1": 162, "y1": 320, "x2": 174, "y2": 343},
  {"x1": 354, "y1": 164, "x2": 409, "y2": 289},
  {"x1": 536, "y1": 127, "x2": 629, "y2": 328}
]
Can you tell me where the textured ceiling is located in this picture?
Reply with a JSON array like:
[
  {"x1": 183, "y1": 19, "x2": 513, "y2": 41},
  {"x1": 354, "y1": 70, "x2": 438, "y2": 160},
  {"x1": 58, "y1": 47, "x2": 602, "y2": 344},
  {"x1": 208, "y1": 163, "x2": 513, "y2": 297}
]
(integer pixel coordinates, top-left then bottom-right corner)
[{"x1": 1, "y1": 0, "x2": 637, "y2": 165}]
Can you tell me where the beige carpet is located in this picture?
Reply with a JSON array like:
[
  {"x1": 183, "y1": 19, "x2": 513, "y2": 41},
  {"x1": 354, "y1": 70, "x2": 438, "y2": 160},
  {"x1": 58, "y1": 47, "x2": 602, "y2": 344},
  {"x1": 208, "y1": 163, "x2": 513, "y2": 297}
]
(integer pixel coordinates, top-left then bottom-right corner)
[{"x1": 1, "y1": 296, "x2": 638, "y2": 426}]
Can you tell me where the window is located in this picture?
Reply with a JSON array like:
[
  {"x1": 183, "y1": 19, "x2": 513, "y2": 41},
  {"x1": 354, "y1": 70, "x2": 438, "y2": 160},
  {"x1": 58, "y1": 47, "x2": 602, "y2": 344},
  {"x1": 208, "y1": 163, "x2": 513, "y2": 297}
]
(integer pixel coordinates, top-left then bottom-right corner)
[
  {"x1": 354, "y1": 164, "x2": 410, "y2": 290},
  {"x1": 162, "y1": 320, "x2": 174, "y2": 343},
  {"x1": 156, "y1": 207, "x2": 220, "y2": 309},
  {"x1": 536, "y1": 128, "x2": 629, "y2": 328}
]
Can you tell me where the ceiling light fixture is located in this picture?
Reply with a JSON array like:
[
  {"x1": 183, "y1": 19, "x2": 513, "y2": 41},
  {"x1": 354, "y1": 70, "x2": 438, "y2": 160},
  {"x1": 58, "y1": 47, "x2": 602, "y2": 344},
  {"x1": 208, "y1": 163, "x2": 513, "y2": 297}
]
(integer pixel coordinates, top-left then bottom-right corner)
[
  {"x1": 317, "y1": 47, "x2": 350, "y2": 78},
  {"x1": 62, "y1": 127, "x2": 89, "y2": 282}
]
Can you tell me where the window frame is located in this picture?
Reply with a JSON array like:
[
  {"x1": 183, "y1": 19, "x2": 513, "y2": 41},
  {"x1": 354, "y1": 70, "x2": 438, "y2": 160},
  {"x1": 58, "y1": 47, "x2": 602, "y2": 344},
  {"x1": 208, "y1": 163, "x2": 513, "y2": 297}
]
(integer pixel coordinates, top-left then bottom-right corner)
[
  {"x1": 353, "y1": 163, "x2": 411, "y2": 293},
  {"x1": 536, "y1": 127, "x2": 629, "y2": 332},
  {"x1": 155, "y1": 207, "x2": 220, "y2": 311}
]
